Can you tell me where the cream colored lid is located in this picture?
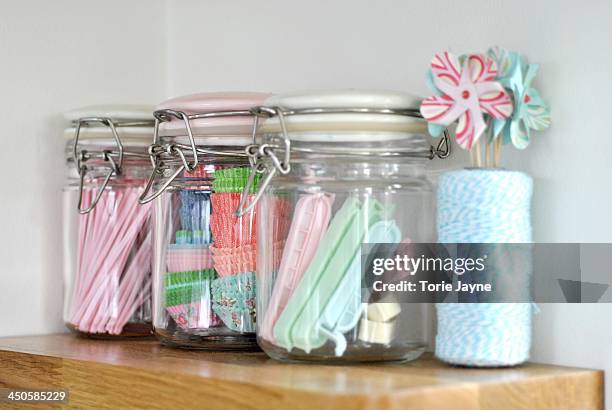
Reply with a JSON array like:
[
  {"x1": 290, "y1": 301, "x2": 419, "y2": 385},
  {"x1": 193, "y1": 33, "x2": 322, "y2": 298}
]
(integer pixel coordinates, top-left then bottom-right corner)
[
  {"x1": 261, "y1": 90, "x2": 427, "y2": 136},
  {"x1": 63, "y1": 105, "x2": 154, "y2": 146}
]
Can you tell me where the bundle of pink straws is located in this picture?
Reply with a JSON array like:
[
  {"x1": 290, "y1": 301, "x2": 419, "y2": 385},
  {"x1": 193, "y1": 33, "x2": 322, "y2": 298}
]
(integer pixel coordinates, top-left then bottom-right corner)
[{"x1": 68, "y1": 186, "x2": 152, "y2": 335}]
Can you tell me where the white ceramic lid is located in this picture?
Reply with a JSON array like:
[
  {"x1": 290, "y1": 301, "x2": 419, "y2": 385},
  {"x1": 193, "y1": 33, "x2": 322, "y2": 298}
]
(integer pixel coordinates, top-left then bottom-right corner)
[
  {"x1": 261, "y1": 90, "x2": 427, "y2": 136},
  {"x1": 63, "y1": 105, "x2": 155, "y2": 146},
  {"x1": 64, "y1": 105, "x2": 153, "y2": 122},
  {"x1": 156, "y1": 92, "x2": 271, "y2": 145},
  {"x1": 264, "y1": 89, "x2": 421, "y2": 109}
]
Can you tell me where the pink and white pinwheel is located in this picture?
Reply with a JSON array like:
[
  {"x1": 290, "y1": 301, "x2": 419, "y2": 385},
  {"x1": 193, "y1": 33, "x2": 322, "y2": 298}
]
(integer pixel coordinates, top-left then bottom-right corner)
[{"x1": 420, "y1": 51, "x2": 514, "y2": 150}]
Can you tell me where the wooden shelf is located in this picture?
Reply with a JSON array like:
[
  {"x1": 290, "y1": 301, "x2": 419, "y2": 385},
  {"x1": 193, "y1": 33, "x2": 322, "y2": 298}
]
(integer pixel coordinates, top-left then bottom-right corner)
[{"x1": 0, "y1": 334, "x2": 603, "y2": 409}]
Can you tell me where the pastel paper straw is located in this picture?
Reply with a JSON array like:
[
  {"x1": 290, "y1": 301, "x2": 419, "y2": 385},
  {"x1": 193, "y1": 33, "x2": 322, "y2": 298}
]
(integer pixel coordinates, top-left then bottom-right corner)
[
  {"x1": 106, "y1": 230, "x2": 152, "y2": 333},
  {"x1": 73, "y1": 192, "x2": 143, "y2": 310},
  {"x1": 69, "y1": 186, "x2": 152, "y2": 335},
  {"x1": 97, "y1": 204, "x2": 150, "y2": 325},
  {"x1": 88, "y1": 203, "x2": 150, "y2": 332},
  {"x1": 74, "y1": 190, "x2": 135, "y2": 308}
]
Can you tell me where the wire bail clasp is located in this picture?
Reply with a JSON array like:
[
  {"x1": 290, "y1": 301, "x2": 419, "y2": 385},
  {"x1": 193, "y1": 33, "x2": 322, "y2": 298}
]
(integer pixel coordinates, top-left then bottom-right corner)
[
  {"x1": 235, "y1": 106, "x2": 451, "y2": 216},
  {"x1": 236, "y1": 107, "x2": 292, "y2": 217},
  {"x1": 431, "y1": 129, "x2": 451, "y2": 159},
  {"x1": 73, "y1": 117, "x2": 124, "y2": 214},
  {"x1": 139, "y1": 109, "x2": 258, "y2": 204}
]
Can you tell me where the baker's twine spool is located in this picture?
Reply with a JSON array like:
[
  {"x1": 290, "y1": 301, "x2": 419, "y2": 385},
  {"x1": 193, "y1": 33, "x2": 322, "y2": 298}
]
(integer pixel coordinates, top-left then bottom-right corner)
[{"x1": 435, "y1": 169, "x2": 533, "y2": 367}]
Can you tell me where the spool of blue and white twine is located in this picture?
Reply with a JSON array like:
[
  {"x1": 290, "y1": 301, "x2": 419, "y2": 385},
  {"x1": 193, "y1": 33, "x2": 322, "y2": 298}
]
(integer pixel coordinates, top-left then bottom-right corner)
[{"x1": 435, "y1": 169, "x2": 533, "y2": 367}]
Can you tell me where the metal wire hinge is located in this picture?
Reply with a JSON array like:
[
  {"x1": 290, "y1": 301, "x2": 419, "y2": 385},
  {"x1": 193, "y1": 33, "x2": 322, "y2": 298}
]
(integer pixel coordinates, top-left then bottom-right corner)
[
  {"x1": 235, "y1": 106, "x2": 451, "y2": 217},
  {"x1": 138, "y1": 108, "x2": 258, "y2": 204},
  {"x1": 73, "y1": 117, "x2": 125, "y2": 214},
  {"x1": 431, "y1": 129, "x2": 451, "y2": 159},
  {"x1": 235, "y1": 107, "x2": 291, "y2": 217}
]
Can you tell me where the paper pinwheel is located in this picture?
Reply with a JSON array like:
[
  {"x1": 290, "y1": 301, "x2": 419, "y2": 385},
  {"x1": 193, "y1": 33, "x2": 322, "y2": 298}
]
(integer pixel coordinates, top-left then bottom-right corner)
[
  {"x1": 420, "y1": 51, "x2": 514, "y2": 150},
  {"x1": 487, "y1": 47, "x2": 551, "y2": 149}
]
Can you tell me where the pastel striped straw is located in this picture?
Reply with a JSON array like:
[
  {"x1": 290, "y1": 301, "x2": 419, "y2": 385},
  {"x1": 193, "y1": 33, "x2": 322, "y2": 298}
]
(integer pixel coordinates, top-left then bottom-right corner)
[{"x1": 69, "y1": 186, "x2": 152, "y2": 336}]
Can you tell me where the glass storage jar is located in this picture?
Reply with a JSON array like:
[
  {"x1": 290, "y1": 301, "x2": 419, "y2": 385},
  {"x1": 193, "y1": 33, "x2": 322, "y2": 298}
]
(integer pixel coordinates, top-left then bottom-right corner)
[
  {"x1": 63, "y1": 106, "x2": 155, "y2": 338},
  {"x1": 246, "y1": 90, "x2": 449, "y2": 362},
  {"x1": 142, "y1": 92, "x2": 271, "y2": 349}
]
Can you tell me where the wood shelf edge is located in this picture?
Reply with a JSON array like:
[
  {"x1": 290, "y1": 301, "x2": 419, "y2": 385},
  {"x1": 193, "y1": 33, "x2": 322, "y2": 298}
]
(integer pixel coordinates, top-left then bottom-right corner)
[{"x1": 0, "y1": 335, "x2": 604, "y2": 410}]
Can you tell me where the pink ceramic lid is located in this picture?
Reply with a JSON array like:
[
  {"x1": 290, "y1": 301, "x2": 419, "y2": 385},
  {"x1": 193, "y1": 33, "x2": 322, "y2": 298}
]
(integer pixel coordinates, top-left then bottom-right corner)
[{"x1": 156, "y1": 92, "x2": 270, "y2": 142}]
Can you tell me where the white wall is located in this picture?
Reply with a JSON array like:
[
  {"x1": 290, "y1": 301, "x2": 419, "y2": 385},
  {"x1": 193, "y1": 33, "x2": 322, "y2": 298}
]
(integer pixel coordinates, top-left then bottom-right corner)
[
  {"x1": 0, "y1": 0, "x2": 166, "y2": 336},
  {"x1": 1, "y1": 0, "x2": 611, "y2": 402},
  {"x1": 166, "y1": 0, "x2": 612, "y2": 399}
]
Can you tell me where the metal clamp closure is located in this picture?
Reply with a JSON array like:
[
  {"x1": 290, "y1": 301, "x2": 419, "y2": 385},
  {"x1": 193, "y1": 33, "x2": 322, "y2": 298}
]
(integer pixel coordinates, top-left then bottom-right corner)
[
  {"x1": 235, "y1": 107, "x2": 292, "y2": 216},
  {"x1": 73, "y1": 117, "x2": 125, "y2": 214},
  {"x1": 235, "y1": 106, "x2": 451, "y2": 217},
  {"x1": 138, "y1": 109, "x2": 258, "y2": 204},
  {"x1": 431, "y1": 129, "x2": 451, "y2": 159}
]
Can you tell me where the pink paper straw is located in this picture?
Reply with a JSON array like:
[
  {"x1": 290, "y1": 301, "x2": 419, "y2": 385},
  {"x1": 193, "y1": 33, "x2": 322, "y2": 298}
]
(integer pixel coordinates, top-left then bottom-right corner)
[
  {"x1": 77, "y1": 204, "x2": 149, "y2": 329},
  {"x1": 69, "y1": 186, "x2": 152, "y2": 335},
  {"x1": 107, "y1": 230, "x2": 152, "y2": 333},
  {"x1": 72, "y1": 187, "x2": 91, "y2": 318},
  {"x1": 75, "y1": 189, "x2": 130, "y2": 305},
  {"x1": 73, "y1": 192, "x2": 143, "y2": 313}
]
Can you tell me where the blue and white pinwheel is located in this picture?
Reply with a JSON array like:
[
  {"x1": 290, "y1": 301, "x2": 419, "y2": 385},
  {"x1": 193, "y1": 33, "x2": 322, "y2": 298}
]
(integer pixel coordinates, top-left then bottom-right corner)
[{"x1": 487, "y1": 47, "x2": 551, "y2": 149}]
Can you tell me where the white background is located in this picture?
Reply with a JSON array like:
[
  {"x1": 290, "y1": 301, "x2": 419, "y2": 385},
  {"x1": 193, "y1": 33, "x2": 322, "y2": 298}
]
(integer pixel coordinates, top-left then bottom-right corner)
[
  {"x1": 0, "y1": 1, "x2": 166, "y2": 336},
  {"x1": 1, "y1": 0, "x2": 611, "y2": 402}
]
